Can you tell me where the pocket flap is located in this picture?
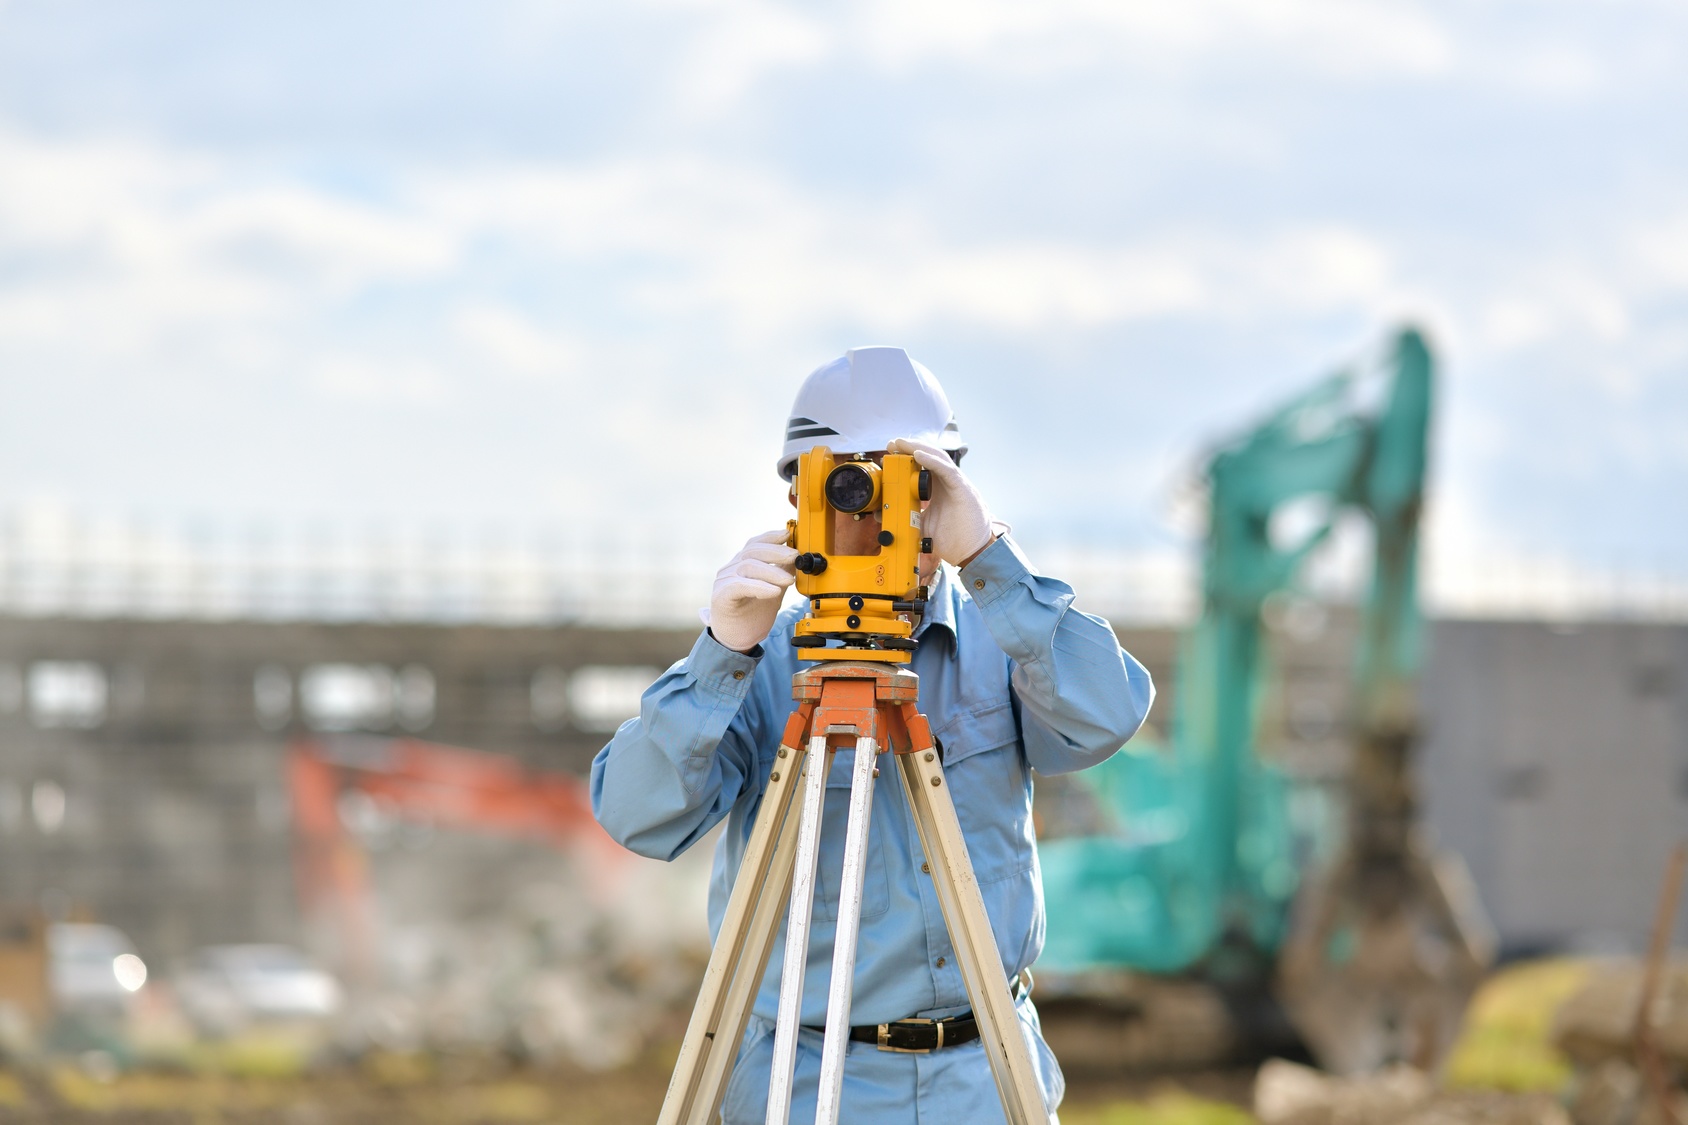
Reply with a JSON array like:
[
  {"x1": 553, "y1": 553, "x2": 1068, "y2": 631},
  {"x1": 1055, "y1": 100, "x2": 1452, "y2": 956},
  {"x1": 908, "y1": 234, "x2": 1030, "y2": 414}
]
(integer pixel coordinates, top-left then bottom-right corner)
[{"x1": 932, "y1": 702, "x2": 1018, "y2": 766}]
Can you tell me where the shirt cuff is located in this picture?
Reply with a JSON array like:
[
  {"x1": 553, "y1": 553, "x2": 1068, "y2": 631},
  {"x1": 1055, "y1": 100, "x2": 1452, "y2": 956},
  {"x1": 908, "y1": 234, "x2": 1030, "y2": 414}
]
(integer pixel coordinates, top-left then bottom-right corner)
[
  {"x1": 691, "y1": 628, "x2": 762, "y2": 696},
  {"x1": 957, "y1": 533, "x2": 1033, "y2": 608}
]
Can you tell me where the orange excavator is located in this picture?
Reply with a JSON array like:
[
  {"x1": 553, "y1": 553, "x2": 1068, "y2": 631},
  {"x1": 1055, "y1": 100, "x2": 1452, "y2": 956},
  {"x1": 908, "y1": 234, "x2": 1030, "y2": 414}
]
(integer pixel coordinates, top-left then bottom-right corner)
[{"x1": 287, "y1": 736, "x2": 629, "y2": 982}]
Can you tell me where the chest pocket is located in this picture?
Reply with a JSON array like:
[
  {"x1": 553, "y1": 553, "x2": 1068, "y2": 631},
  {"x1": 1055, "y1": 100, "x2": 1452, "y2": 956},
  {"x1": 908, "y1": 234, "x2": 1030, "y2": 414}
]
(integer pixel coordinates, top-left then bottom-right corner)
[
  {"x1": 932, "y1": 702, "x2": 1035, "y2": 885},
  {"x1": 813, "y1": 750, "x2": 891, "y2": 922}
]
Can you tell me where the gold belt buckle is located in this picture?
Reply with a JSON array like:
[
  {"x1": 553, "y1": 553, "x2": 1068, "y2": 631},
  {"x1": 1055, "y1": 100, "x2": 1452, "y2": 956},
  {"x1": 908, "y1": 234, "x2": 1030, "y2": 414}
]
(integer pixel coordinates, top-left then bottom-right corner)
[{"x1": 876, "y1": 1017, "x2": 941, "y2": 1054}]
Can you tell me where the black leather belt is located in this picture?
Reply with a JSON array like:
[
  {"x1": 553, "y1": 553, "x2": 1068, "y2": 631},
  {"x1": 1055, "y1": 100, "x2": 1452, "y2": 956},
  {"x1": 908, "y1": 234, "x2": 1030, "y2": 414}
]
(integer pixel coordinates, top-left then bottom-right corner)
[
  {"x1": 849, "y1": 1014, "x2": 979, "y2": 1053},
  {"x1": 810, "y1": 971, "x2": 1030, "y2": 1054}
]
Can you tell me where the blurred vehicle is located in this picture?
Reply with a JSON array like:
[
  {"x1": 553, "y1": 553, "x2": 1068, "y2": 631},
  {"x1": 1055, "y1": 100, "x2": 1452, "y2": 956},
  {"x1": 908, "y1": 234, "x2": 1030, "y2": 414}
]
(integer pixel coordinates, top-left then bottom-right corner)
[
  {"x1": 46, "y1": 922, "x2": 148, "y2": 1019},
  {"x1": 173, "y1": 944, "x2": 342, "y2": 1036}
]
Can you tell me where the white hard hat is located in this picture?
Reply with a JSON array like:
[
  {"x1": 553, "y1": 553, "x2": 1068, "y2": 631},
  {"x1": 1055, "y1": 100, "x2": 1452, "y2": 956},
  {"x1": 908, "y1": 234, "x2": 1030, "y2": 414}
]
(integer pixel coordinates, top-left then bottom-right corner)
[{"x1": 777, "y1": 346, "x2": 966, "y2": 480}]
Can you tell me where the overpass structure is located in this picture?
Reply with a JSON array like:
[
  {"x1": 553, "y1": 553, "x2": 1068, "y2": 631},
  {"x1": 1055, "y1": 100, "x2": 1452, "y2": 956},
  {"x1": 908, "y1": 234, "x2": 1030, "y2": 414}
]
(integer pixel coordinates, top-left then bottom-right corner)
[{"x1": 0, "y1": 611, "x2": 1679, "y2": 968}]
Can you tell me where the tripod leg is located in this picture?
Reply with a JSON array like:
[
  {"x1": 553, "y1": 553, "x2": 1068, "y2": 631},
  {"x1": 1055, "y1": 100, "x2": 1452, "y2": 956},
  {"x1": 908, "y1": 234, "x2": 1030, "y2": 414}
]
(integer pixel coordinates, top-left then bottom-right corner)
[
  {"x1": 814, "y1": 735, "x2": 879, "y2": 1125},
  {"x1": 766, "y1": 736, "x2": 833, "y2": 1125},
  {"x1": 659, "y1": 731, "x2": 811, "y2": 1125},
  {"x1": 899, "y1": 751, "x2": 1053, "y2": 1125},
  {"x1": 684, "y1": 764, "x2": 809, "y2": 1125}
]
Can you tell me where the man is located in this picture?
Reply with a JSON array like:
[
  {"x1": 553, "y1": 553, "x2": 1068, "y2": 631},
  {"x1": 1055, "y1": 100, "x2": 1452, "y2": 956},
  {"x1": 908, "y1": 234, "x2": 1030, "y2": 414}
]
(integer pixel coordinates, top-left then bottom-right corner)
[{"x1": 591, "y1": 346, "x2": 1154, "y2": 1124}]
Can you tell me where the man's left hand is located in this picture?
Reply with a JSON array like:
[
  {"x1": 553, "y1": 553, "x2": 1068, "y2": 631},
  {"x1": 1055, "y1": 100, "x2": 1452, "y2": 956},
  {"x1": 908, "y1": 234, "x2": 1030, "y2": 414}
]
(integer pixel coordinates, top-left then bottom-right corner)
[{"x1": 888, "y1": 437, "x2": 999, "y2": 569}]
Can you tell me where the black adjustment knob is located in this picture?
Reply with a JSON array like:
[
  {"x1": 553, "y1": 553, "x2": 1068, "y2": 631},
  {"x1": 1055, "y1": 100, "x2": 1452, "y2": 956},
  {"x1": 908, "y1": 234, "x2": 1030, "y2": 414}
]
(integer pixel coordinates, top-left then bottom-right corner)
[
  {"x1": 795, "y1": 553, "x2": 828, "y2": 574},
  {"x1": 794, "y1": 553, "x2": 812, "y2": 573},
  {"x1": 846, "y1": 614, "x2": 861, "y2": 629},
  {"x1": 877, "y1": 530, "x2": 894, "y2": 546},
  {"x1": 920, "y1": 537, "x2": 932, "y2": 554},
  {"x1": 848, "y1": 595, "x2": 864, "y2": 611},
  {"x1": 918, "y1": 469, "x2": 932, "y2": 501}
]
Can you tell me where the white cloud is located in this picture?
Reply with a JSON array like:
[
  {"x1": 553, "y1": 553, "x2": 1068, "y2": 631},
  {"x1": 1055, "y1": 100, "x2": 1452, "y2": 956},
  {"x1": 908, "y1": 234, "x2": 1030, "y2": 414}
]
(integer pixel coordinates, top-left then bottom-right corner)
[
  {"x1": 0, "y1": 129, "x2": 456, "y2": 366},
  {"x1": 667, "y1": 0, "x2": 829, "y2": 116},
  {"x1": 0, "y1": 123, "x2": 1675, "y2": 412},
  {"x1": 1629, "y1": 212, "x2": 1688, "y2": 290},
  {"x1": 309, "y1": 355, "x2": 453, "y2": 406},
  {"x1": 848, "y1": 0, "x2": 1454, "y2": 79},
  {"x1": 189, "y1": 187, "x2": 455, "y2": 291},
  {"x1": 0, "y1": 123, "x2": 1668, "y2": 428},
  {"x1": 451, "y1": 304, "x2": 584, "y2": 380},
  {"x1": 1494, "y1": 41, "x2": 1603, "y2": 97},
  {"x1": 411, "y1": 155, "x2": 1397, "y2": 340}
]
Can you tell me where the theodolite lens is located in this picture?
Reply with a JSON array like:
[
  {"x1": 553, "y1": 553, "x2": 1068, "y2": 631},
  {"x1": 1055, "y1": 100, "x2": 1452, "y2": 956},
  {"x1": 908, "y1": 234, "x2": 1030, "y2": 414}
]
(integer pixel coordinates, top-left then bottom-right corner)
[{"x1": 824, "y1": 463, "x2": 879, "y2": 514}]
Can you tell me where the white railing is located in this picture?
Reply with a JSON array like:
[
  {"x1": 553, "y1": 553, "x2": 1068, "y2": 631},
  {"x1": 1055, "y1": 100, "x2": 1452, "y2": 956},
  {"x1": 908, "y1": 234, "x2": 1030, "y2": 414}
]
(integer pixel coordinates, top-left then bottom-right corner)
[
  {"x1": 0, "y1": 513, "x2": 1201, "y2": 628},
  {"x1": 0, "y1": 516, "x2": 719, "y2": 627},
  {"x1": 1424, "y1": 551, "x2": 1688, "y2": 623},
  {"x1": 0, "y1": 512, "x2": 1681, "y2": 627}
]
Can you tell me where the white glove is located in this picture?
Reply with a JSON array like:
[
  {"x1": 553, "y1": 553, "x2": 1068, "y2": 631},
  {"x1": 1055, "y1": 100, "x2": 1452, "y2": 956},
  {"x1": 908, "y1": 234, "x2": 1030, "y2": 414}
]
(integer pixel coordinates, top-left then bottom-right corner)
[
  {"x1": 705, "y1": 529, "x2": 798, "y2": 653},
  {"x1": 887, "y1": 437, "x2": 999, "y2": 568}
]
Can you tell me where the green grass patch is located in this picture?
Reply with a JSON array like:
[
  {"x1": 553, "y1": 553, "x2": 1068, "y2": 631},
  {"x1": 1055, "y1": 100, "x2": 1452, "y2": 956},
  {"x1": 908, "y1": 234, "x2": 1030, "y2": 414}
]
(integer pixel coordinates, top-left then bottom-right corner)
[
  {"x1": 1444, "y1": 958, "x2": 1591, "y2": 1094},
  {"x1": 1062, "y1": 1088, "x2": 1256, "y2": 1125}
]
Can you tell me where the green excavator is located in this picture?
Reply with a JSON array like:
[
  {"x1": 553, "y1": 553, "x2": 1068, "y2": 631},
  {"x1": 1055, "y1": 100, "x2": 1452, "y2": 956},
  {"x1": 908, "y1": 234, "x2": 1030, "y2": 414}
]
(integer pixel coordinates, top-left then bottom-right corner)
[{"x1": 1036, "y1": 327, "x2": 1494, "y2": 1073}]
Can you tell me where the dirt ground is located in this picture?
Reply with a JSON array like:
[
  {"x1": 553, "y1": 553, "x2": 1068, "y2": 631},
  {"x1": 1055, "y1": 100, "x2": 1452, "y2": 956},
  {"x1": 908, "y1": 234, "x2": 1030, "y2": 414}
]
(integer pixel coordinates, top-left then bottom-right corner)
[
  {"x1": 0, "y1": 958, "x2": 1592, "y2": 1123},
  {"x1": 0, "y1": 1049, "x2": 1257, "y2": 1124}
]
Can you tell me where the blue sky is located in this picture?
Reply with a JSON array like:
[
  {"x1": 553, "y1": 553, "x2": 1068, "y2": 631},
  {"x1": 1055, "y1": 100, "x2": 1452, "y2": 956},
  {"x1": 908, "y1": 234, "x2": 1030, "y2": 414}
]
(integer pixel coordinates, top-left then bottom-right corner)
[{"x1": 0, "y1": 0, "x2": 1684, "y2": 599}]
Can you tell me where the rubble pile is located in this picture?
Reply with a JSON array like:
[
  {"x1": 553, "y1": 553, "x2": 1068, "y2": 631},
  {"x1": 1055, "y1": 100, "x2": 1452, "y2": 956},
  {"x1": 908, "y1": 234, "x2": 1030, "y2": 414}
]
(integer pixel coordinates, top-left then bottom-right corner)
[
  {"x1": 339, "y1": 836, "x2": 715, "y2": 1071},
  {"x1": 1255, "y1": 1060, "x2": 1571, "y2": 1125},
  {"x1": 1551, "y1": 958, "x2": 1688, "y2": 1125}
]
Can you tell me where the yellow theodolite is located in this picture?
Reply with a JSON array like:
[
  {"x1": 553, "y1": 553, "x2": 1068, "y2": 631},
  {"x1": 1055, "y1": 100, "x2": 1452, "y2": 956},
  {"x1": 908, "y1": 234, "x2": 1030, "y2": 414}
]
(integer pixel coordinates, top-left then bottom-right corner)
[{"x1": 785, "y1": 446, "x2": 932, "y2": 663}]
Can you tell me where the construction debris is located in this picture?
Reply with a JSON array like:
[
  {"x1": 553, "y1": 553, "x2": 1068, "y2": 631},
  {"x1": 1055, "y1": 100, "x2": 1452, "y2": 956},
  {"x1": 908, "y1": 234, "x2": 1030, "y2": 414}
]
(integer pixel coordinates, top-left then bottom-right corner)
[
  {"x1": 336, "y1": 839, "x2": 713, "y2": 1072},
  {"x1": 1254, "y1": 1059, "x2": 1571, "y2": 1125},
  {"x1": 1552, "y1": 959, "x2": 1688, "y2": 1125}
]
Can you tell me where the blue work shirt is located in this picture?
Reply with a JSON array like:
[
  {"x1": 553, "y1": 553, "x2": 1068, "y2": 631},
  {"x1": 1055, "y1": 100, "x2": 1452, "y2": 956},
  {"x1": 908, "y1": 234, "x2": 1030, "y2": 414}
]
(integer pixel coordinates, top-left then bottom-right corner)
[{"x1": 591, "y1": 534, "x2": 1154, "y2": 1123}]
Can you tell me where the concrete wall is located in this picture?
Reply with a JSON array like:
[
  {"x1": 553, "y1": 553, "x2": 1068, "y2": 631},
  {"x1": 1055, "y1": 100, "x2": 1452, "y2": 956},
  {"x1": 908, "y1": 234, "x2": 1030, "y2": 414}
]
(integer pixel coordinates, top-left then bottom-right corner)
[{"x1": 1417, "y1": 619, "x2": 1688, "y2": 955}]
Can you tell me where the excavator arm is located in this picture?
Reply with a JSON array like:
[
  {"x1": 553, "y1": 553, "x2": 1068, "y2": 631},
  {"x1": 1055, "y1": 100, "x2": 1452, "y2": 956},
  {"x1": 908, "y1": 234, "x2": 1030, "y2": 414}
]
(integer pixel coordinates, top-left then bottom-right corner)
[{"x1": 1037, "y1": 328, "x2": 1492, "y2": 1071}]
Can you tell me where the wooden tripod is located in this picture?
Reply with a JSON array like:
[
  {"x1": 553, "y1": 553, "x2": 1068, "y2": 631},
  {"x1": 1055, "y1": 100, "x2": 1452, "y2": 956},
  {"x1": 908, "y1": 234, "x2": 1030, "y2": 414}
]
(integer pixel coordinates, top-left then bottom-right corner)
[{"x1": 657, "y1": 661, "x2": 1052, "y2": 1125}]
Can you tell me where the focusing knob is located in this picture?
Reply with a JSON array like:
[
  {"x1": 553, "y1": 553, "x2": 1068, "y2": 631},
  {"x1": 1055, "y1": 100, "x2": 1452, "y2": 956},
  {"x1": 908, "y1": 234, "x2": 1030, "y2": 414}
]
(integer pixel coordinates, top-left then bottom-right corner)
[
  {"x1": 848, "y1": 595, "x2": 864, "y2": 611},
  {"x1": 918, "y1": 469, "x2": 932, "y2": 501},
  {"x1": 877, "y1": 530, "x2": 894, "y2": 546},
  {"x1": 795, "y1": 552, "x2": 828, "y2": 574}
]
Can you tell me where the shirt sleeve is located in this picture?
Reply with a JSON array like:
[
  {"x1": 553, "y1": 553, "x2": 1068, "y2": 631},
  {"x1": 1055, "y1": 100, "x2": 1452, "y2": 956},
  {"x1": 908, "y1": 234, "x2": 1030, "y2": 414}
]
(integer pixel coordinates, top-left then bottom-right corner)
[
  {"x1": 958, "y1": 534, "x2": 1155, "y2": 775},
  {"x1": 589, "y1": 628, "x2": 772, "y2": 861}
]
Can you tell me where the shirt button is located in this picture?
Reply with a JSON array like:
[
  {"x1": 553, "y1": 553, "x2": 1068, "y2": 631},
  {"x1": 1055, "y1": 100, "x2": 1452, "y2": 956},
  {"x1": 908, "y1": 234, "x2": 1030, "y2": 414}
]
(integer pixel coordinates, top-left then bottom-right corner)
[
  {"x1": 732, "y1": 669, "x2": 746, "y2": 680},
  {"x1": 935, "y1": 957, "x2": 947, "y2": 968},
  {"x1": 920, "y1": 862, "x2": 930, "y2": 874},
  {"x1": 973, "y1": 579, "x2": 985, "y2": 590}
]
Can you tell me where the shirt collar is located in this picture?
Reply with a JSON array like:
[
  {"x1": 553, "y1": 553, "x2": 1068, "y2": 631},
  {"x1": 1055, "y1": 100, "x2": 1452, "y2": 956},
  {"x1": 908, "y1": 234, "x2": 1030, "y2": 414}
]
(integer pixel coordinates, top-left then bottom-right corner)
[{"x1": 914, "y1": 563, "x2": 961, "y2": 640}]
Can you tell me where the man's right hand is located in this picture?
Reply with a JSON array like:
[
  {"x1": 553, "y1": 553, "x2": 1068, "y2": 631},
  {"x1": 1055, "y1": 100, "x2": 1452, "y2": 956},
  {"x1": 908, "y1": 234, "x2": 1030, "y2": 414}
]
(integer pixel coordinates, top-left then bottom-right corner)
[{"x1": 707, "y1": 529, "x2": 798, "y2": 653}]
